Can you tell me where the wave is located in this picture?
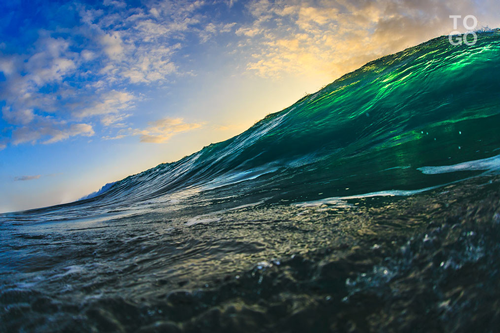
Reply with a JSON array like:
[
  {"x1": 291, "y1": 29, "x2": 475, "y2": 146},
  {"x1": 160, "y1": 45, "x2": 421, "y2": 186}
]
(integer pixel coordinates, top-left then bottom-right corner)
[
  {"x1": 2, "y1": 31, "x2": 500, "y2": 333},
  {"x1": 14, "y1": 30, "x2": 500, "y2": 215}
]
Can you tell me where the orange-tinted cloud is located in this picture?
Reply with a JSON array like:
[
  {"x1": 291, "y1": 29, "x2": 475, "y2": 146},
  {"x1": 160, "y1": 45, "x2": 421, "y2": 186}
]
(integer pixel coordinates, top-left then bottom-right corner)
[
  {"x1": 238, "y1": 0, "x2": 500, "y2": 80},
  {"x1": 136, "y1": 117, "x2": 202, "y2": 143}
]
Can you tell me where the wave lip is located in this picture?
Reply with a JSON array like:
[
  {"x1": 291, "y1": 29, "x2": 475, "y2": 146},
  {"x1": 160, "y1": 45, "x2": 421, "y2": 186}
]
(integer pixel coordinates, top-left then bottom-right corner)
[
  {"x1": 294, "y1": 186, "x2": 441, "y2": 207},
  {"x1": 418, "y1": 154, "x2": 500, "y2": 175}
]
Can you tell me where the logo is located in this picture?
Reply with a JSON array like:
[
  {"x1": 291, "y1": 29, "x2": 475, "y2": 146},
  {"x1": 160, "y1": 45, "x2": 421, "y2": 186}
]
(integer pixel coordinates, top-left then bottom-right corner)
[{"x1": 449, "y1": 15, "x2": 478, "y2": 46}]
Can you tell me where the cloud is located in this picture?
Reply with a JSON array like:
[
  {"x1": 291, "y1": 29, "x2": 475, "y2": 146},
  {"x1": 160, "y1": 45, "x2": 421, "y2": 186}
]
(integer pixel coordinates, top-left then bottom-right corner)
[
  {"x1": 119, "y1": 45, "x2": 179, "y2": 83},
  {"x1": 199, "y1": 22, "x2": 237, "y2": 42},
  {"x1": 11, "y1": 120, "x2": 94, "y2": 145},
  {"x1": 44, "y1": 123, "x2": 95, "y2": 144},
  {"x1": 226, "y1": 0, "x2": 237, "y2": 8},
  {"x1": 75, "y1": 90, "x2": 135, "y2": 124},
  {"x1": 101, "y1": 117, "x2": 202, "y2": 142},
  {"x1": 2, "y1": 107, "x2": 35, "y2": 125},
  {"x1": 0, "y1": 56, "x2": 16, "y2": 75},
  {"x1": 0, "y1": 35, "x2": 93, "y2": 147},
  {"x1": 3, "y1": 0, "x2": 497, "y2": 152},
  {"x1": 215, "y1": 123, "x2": 248, "y2": 132},
  {"x1": 135, "y1": 117, "x2": 202, "y2": 143},
  {"x1": 237, "y1": 0, "x2": 500, "y2": 80},
  {"x1": 76, "y1": 1, "x2": 211, "y2": 87},
  {"x1": 236, "y1": 26, "x2": 262, "y2": 37},
  {"x1": 296, "y1": 6, "x2": 339, "y2": 32},
  {"x1": 0, "y1": 0, "x2": 217, "y2": 149},
  {"x1": 14, "y1": 175, "x2": 41, "y2": 181},
  {"x1": 99, "y1": 32, "x2": 125, "y2": 61},
  {"x1": 103, "y1": 0, "x2": 127, "y2": 8},
  {"x1": 102, "y1": 134, "x2": 126, "y2": 140},
  {"x1": 0, "y1": 37, "x2": 79, "y2": 116}
]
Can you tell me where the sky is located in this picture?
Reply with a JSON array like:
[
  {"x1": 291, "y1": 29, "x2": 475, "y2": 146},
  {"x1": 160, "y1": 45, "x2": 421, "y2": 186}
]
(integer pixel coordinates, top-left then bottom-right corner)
[{"x1": 1, "y1": 0, "x2": 499, "y2": 213}]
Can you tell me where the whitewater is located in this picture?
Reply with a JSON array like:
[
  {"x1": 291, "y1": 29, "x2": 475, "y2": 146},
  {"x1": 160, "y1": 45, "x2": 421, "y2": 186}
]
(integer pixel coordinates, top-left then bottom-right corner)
[{"x1": 1, "y1": 31, "x2": 500, "y2": 332}]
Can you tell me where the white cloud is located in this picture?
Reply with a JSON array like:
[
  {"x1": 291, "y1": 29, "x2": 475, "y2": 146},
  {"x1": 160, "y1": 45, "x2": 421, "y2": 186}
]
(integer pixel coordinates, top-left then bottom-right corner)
[
  {"x1": 2, "y1": 107, "x2": 35, "y2": 125},
  {"x1": 25, "y1": 37, "x2": 77, "y2": 86},
  {"x1": 11, "y1": 119, "x2": 94, "y2": 145},
  {"x1": 0, "y1": 0, "x2": 218, "y2": 149},
  {"x1": 81, "y1": 50, "x2": 96, "y2": 61},
  {"x1": 221, "y1": 22, "x2": 237, "y2": 32},
  {"x1": 200, "y1": 22, "x2": 237, "y2": 42},
  {"x1": 0, "y1": 56, "x2": 16, "y2": 75},
  {"x1": 226, "y1": 0, "x2": 237, "y2": 8},
  {"x1": 236, "y1": 26, "x2": 262, "y2": 37},
  {"x1": 103, "y1": 0, "x2": 127, "y2": 8},
  {"x1": 44, "y1": 124, "x2": 95, "y2": 144},
  {"x1": 99, "y1": 32, "x2": 125, "y2": 61},
  {"x1": 150, "y1": 7, "x2": 160, "y2": 18},
  {"x1": 102, "y1": 134, "x2": 126, "y2": 140},
  {"x1": 75, "y1": 90, "x2": 135, "y2": 124}
]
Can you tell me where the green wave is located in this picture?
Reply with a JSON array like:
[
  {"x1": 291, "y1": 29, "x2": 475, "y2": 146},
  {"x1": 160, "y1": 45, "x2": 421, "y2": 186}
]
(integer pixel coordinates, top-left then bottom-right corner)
[{"x1": 88, "y1": 30, "x2": 500, "y2": 206}]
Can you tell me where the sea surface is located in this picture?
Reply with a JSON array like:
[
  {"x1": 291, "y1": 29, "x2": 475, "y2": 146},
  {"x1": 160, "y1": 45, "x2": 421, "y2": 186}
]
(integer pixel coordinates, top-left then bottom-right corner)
[{"x1": 1, "y1": 31, "x2": 500, "y2": 332}]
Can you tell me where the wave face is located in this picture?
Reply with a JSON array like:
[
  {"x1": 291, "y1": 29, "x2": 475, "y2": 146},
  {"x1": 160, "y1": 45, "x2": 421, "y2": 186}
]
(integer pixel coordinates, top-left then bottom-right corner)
[
  {"x1": 79, "y1": 30, "x2": 500, "y2": 210},
  {"x1": 2, "y1": 31, "x2": 500, "y2": 332}
]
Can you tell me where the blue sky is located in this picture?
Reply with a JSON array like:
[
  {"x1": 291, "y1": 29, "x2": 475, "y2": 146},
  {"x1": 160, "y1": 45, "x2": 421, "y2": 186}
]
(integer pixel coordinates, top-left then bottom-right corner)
[{"x1": 1, "y1": 0, "x2": 499, "y2": 212}]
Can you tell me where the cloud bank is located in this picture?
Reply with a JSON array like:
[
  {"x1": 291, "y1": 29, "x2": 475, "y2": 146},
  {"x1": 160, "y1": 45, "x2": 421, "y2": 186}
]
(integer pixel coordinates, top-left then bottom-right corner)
[
  {"x1": 1, "y1": 0, "x2": 499, "y2": 150},
  {"x1": 237, "y1": 0, "x2": 500, "y2": 79},
  {"x1": 0, "y1": 0, "x2": 229, "y2": 148}
]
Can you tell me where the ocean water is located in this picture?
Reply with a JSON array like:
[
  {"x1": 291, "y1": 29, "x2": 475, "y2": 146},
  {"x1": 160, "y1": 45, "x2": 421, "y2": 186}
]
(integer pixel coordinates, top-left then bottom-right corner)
[{"x1": 1, "y1": 31, "x2": 500, "y2": 332}]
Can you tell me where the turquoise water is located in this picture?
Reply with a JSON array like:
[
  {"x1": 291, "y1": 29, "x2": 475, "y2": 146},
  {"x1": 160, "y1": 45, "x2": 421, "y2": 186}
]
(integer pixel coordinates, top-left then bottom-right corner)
[
  {"x1": 1, "y1": 31, "x2": 500, "y2": 332},
  {"x1": 84, "y1": 29, "x2": 500, "y2": 207}
]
